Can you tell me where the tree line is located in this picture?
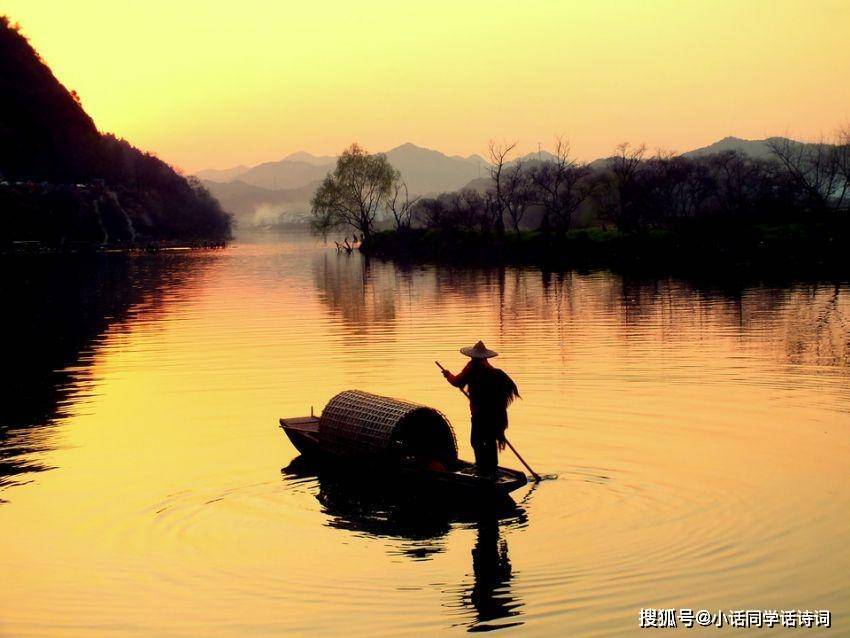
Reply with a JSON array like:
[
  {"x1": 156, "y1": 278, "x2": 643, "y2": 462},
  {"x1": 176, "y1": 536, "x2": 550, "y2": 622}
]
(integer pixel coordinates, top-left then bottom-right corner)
[{"x1": 311, "y1": 132, "x2": 850, "y2": 239}]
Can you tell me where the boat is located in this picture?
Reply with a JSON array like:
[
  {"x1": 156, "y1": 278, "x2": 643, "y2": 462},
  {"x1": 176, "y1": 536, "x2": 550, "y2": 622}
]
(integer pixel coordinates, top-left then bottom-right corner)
[{"x1": 279, "y1": 390, "x2": 527, "y2": 496}]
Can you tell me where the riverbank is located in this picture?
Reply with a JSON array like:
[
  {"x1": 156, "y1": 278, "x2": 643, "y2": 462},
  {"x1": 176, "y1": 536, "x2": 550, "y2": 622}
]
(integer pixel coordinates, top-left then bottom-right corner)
[
  {"x1": 0, "y1": 238, "x2": 228, "y2": 255},
  {"x1": 360, "y1": 221, "x2": 850, "y2": 278}
]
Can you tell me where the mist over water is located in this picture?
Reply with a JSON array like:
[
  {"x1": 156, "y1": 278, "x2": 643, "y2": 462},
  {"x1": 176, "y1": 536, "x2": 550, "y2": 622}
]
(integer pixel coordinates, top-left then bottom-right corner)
[{"x1": 1, "y1": 232, "x2": 849, "y2": 637}]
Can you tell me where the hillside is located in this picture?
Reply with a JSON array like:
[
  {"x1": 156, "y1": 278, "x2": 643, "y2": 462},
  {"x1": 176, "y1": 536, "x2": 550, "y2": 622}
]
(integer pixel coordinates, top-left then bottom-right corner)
[
  {"x1": 682, "y1": 136, "x2": 791, "y2": 160},
  {"x1": 0, "y1": 17, "x2": 231, "y2": 245},
  {"x1": 383, "y1": 143, "x2": 486, "y2": 194}
]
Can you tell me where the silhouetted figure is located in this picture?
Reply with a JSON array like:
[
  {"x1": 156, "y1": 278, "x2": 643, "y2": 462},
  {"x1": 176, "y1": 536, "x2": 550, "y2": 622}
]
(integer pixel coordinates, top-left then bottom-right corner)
[
  {"x1": 443, "y1": 341, "x2": 520, "y2": 474},
  {"x1": 467, "y1": 514, "x2": 521, "y2": 630}
]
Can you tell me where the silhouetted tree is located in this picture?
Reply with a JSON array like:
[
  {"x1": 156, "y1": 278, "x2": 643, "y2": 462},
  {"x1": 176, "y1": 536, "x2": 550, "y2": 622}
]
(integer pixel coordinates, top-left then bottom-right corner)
[
  {"x1": 488, "y1": 141, "x2": 516, "y2": 235},
  {"x1": 311, "y1": 143, "x2": 396, "y2": 238},
  {"x1": 387, "y1": 179, "x2": 418, "y2": 230},
  {"x1": 594, "y1": 142, "x2": 647, "y2": 230},
  {"x1": 501, "y1": 159, "x2": 534, "y2": 232},
  {"x1": 530, "y1": 136, "x2": 593, "y2": 232},
  {"x1": 768, "y1": 136, "x2": 847, "y2": 214}
]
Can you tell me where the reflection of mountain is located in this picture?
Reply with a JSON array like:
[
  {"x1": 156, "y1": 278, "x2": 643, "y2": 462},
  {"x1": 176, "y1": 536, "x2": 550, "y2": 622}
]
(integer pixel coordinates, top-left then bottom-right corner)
[{"x1": 0, "y1": 252, "x2": 207, "y2": 496}]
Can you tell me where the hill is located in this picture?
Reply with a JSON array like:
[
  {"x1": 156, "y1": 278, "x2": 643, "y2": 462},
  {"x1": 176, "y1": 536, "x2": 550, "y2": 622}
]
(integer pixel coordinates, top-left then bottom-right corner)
[
  {"x1": 0, "y1": 17, "x2": 231, "y2": 245},
  {"x1": 682, "y1": 136, "x2": 792, "y2": 160},
  {"x1": 382, "y1": 143, "x2": 486, "y2": 195}
]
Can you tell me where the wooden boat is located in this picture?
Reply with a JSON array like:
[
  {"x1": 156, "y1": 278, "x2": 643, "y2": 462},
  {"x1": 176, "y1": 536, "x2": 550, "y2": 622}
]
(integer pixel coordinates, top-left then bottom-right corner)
[{"x1": 279, "y1": 390, "x2": 527, "y2": 496}]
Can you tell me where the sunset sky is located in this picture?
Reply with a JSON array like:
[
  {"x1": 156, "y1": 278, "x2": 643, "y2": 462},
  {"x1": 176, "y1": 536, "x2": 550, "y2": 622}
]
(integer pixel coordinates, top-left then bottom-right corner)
[{"x1": 6, "y1": 0, "x2": 849, "y2": 173}]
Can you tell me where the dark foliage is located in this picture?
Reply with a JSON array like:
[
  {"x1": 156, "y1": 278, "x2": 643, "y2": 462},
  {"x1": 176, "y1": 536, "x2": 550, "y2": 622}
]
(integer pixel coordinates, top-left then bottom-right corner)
[
  {"x1": 0, "y1": 17, "x2": 231, "y2": 245},
  {"x1": 365, "y1": 133, "x2": 849, "y2": 274}
]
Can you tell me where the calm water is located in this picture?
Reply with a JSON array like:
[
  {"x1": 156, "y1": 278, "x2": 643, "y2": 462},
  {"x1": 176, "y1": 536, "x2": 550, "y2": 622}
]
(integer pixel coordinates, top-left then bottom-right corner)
[{"x1": 2, "y1": 233, "x2": 849, "y2": 637}]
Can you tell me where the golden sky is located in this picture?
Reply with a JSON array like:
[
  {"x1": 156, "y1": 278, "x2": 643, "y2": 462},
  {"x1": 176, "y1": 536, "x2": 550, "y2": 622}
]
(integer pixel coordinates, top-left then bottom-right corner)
[{"x1": 6, "y1": 0, "x2": 850, "y2": 172}]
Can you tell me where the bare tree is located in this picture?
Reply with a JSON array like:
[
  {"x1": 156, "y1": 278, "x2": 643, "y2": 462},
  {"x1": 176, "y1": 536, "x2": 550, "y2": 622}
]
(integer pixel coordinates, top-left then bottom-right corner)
[
  {"x1": 412, "y1": 197, "x2": 447, "y2": 229},
  {"x1": 386, "y1": 178, "x2": 419, "y2": 230},
  {"x1": 531, "y1": 136, "x2": 593, "y2": 231},
  {"x1": 599, "y1": 142, "x2": 647, "y2": 230},
  {"x1": 459, "y1": 188, "x2": 489, "y2": 231},
  {"x1": 488, "y1": 140, "x2": 516, "y2": 234},
  {"x1": 768, "y1": 137, "x2": 846, "y2": 213},
  {"x1": 832, "y1": 127, "x2": 850, "y2": 211},
  {"x1": 501, "y1": 159, "x2": 534, "y2": 232}
]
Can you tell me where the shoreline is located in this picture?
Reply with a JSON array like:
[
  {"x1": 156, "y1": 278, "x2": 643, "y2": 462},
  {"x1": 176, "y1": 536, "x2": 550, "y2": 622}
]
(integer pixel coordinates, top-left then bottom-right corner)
[
  {"x1": 360, "y1": 222, "x2": 850, "y2": 280},
  {"x1": 0, "y1": 238, "x2": 229, "y2": 256}
]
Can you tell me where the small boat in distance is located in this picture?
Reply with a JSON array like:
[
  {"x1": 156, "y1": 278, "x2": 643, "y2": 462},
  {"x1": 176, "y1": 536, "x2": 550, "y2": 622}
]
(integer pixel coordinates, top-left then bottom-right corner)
[{"x1": 279, "y1": 390, "x2": 527, "y2": 496}]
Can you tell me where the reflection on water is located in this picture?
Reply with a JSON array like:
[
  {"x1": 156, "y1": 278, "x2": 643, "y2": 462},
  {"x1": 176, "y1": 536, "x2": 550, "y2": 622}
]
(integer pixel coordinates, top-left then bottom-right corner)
[
  {"x1": 0, "y1": 252, "x2": 209, "y2": 492},
  {"x1": 1, "y1": 233, "x2": 849, "y2": 637},
  {"x1": 464, "y1": 515, "x2": 521, "y2": 632},
  {"x1": 282, "y1": 454, "x2": 526, "y2": 630}
]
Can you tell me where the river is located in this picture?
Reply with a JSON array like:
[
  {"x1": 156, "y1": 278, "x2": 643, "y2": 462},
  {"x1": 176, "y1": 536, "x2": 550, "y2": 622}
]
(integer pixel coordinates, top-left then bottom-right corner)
[{"x1": 1, "y1": 232, "x2": 849, "y2": 637}]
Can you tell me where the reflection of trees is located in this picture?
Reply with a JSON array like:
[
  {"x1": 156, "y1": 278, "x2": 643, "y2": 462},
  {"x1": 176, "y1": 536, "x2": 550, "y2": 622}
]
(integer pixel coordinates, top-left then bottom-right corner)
[
  {"x1": 311, "y1": 251, "x2": 850, "y2": 373},
  {"x1": 778, "y1": 284, "x2": 849, "y2": 368},
  {"x1": 0, "y1": 252, "x2": 208, "y2": 495},
  {"x1": 312, "y1": 253, "x2": 398, "y2": 335}
]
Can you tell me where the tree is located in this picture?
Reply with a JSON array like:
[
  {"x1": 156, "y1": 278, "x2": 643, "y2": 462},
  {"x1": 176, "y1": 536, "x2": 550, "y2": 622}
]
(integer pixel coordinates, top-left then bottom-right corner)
[
  {"x1": 488, "y1": 140, "x2": 516, "y2": 234},
  {"x1": 530, "y1": 136, "x2": 593, "y2": 232},
  {"x1": 501, "y1": 159, "x2": 534, "y2": 232},
  {"x1": 768, "y1": 137, "x2": 846, "y2": 214},
  {"x1": 310, "y1": 143, "x2": 396, "y2": 237},
  {"x1": 386, "y1": 179, "x2": 419, "y2": 230},
  {"x1": 596, "y1": 142, "x2": 647, "y2": 231}
]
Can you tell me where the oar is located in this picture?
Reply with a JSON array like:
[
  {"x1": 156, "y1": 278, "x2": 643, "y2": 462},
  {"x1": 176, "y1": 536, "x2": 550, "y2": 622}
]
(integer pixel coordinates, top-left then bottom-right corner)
[{"x1": 435, "y1": 360, "x2": 542, "y2": 482}]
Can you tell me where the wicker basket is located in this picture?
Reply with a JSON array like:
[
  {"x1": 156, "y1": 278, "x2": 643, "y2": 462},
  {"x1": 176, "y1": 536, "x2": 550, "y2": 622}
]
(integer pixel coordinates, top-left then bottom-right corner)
[{"x1": 319, "y1": 390, "x2": 457, "y2": 461}]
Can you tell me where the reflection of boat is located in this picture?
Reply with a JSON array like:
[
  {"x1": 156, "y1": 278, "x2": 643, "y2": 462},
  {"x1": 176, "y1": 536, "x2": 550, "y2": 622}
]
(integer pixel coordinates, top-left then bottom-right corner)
[
  {"x1": 281, "y1": 455, "x2": 526, "y2": 558},
  {"x1": 282, "y1": 455, "x2": 526, "y2": 627},
  {"x1": 279, "y1": 390, "x2": 527, "y2": 496}
]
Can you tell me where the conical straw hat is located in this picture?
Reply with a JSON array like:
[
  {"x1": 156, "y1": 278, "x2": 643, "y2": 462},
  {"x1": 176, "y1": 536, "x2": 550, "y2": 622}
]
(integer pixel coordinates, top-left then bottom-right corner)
[{"x1": 460, "y1": 340, "x2": 498, "y2": 359}]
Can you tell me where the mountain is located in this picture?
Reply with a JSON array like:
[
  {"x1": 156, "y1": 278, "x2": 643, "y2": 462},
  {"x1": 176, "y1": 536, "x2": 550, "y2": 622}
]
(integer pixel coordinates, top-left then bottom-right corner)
[
  {"x1": 230, "y1": 158, "x2": 334, "y2": 190},
  {"x1": 282, "y1": 151, "x2": 337, "y2": 166},
  {"x1": 196, "y1": 143, "x2": 488, "y2": 196},
  {"x1": 195, "y1": 164, "x2": 249, "y2": 182},
  {"x1": 195, "y1": 136, "x2": 814, "y2": 226},
  {"x1": 383, "y1": 143, "x2": 486, "y2": 195},
  {"x1": 195, "y1": 143, "x2": 489, "y2": 223},
  {"x1": 511, "y1": 150, "x2": 559, "y2": 165},
  {"x1": 0, "y1": 17, "x2": 231, "y2": 244},
  {"x1": 682, "y1": 136, "x2": 792, "y2": 161}
]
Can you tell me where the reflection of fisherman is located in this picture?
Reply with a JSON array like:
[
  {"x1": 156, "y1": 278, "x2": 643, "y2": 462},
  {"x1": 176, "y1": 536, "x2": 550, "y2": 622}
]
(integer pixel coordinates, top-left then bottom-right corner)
[
  {"x1": 470, "y1": 514, "x2": 517, "y2": 626},
  {"x1": 442, "y1": 341, "x2": 520, "y2": 475}
]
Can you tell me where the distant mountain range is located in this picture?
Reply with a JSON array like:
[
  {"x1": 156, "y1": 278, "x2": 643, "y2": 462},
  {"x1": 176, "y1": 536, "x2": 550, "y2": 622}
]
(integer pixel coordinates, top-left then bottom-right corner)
[
  {"x1": 197, "y1": 136, "x2": 806, "y2": 227},
  {"x1": 198, "y1": 143, "x2": 489, "y2": 195}
]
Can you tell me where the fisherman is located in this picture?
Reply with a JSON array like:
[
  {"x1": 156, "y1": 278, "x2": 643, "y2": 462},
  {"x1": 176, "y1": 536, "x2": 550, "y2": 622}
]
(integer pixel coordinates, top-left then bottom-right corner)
[{"x1": 442, "y1": 341, "x2": 520, "y2": 475}]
